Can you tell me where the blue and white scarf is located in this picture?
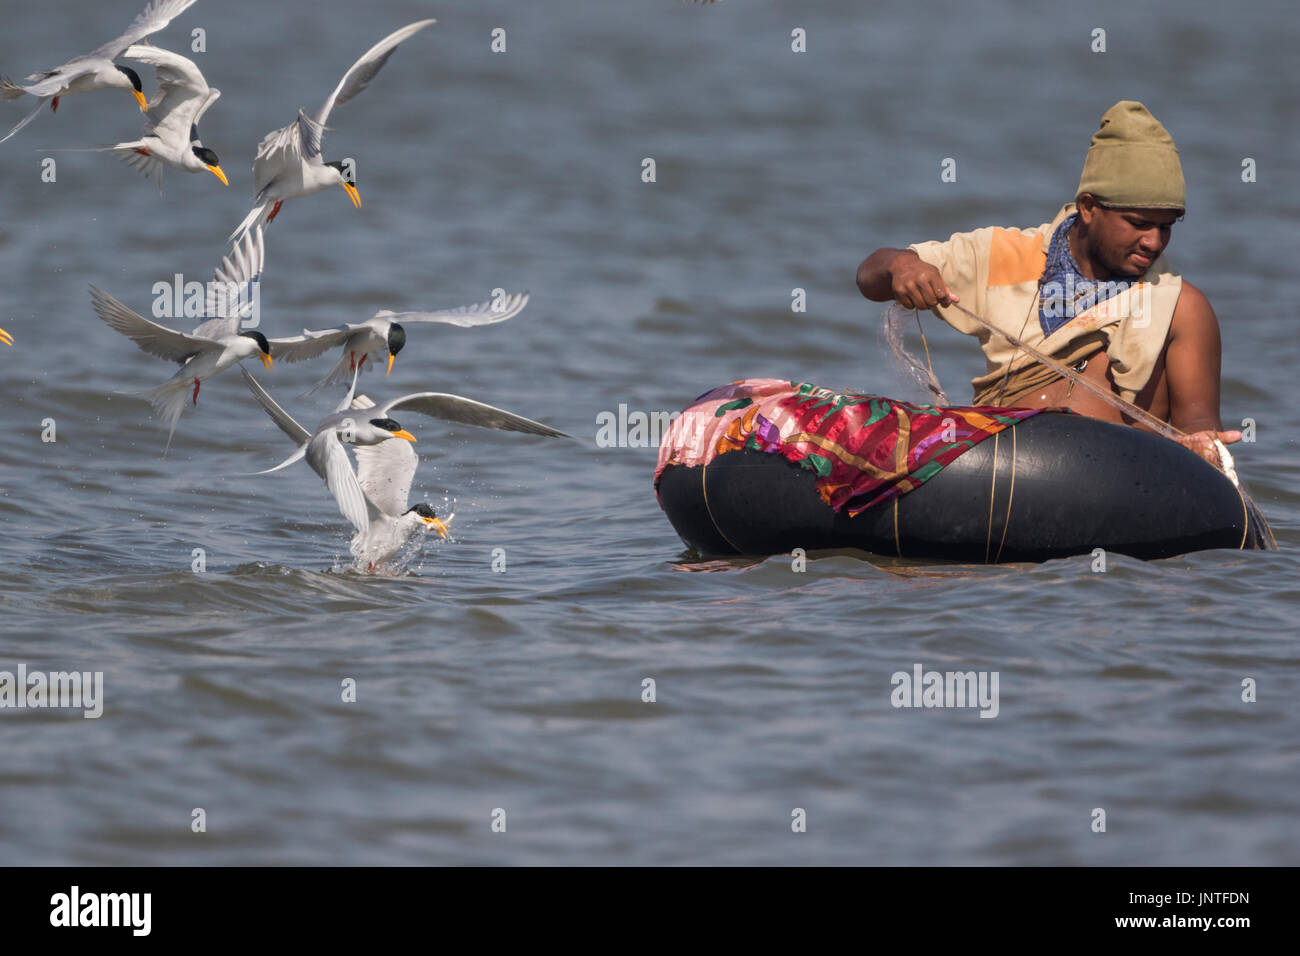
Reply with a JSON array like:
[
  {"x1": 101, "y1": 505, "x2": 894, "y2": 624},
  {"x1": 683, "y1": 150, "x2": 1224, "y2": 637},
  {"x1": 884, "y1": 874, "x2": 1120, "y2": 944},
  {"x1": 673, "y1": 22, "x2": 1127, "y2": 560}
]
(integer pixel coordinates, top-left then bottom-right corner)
[{"x1": 1038, "y1": 213, "x2": 1133, "y2": 337}]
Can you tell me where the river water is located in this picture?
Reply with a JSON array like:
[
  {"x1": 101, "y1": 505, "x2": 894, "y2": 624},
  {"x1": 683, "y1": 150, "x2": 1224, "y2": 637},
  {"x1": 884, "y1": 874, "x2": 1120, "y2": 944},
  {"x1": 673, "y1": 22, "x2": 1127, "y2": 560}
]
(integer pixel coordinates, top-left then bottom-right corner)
[{"x1": 0, "y1": 0, "x2": 1295, "y2": 864}]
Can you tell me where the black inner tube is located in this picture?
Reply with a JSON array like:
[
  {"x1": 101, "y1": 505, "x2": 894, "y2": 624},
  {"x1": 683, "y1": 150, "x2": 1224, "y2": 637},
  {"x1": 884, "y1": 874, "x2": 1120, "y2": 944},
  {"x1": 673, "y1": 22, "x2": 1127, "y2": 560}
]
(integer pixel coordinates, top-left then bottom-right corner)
[{"x1": 656, "y1": 412, "x2": 1262, "y2": 562}]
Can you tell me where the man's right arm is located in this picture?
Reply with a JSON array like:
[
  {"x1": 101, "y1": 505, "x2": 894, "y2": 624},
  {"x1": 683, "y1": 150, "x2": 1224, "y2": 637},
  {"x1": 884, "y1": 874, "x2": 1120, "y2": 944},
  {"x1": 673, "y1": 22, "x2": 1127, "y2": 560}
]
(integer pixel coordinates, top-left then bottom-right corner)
[{"x1": 856, "y1": 248, "x2": 960, "y2": 310}]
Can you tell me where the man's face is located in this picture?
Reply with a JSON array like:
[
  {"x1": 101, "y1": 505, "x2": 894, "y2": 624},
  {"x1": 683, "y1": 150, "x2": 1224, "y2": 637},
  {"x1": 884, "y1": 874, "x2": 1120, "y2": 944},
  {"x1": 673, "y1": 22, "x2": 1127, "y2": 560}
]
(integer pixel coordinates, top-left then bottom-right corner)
[{"x1": 1080, "y1": 199, "x2": 1180, "y2": 278}]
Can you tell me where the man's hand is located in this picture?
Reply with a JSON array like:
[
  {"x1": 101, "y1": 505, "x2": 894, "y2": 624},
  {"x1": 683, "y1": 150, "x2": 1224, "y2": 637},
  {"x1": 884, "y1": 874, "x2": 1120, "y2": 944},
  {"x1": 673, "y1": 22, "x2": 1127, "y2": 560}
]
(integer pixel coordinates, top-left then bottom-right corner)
[
  {"x1": 1174, "y1": 428, "x2": 1241, "y2": 467},
  {"x1": 890, "y1": 255, "x2": 958, "y2": 310},
  {"x1": 857, "y1": 248, "x2": 959, "y2": 308}
]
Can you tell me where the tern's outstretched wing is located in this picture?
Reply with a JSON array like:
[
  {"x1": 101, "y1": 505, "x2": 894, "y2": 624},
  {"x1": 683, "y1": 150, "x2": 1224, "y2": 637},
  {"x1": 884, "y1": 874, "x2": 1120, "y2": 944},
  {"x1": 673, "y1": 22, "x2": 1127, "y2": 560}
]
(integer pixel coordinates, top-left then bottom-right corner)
[
  {"x1": 267, "y1": 324, "x2": 364, "y2": 364},
  {"x1": 240, "y1": 368, "x2": 366, "y2": 531},
  {"x1": 193, "y1": 86, "x2": 221, "y2": 128},
  {"x1": 192, "y1": 226, "x2": 264, "y2": 340},
  {"x1": 123, "y1": 43, "x2": 215, "y2": 146},
  {"x1": 89, "y1": 285, "x2": 215, "y2": 363},
  {"x1": 239, "y1": 366, "x2": 310, "y2": 446},
  {"x1": 252, "y1": 109, "x2": 322, "y2": 184},
  {"x1": 14, "y1": 70, "x2": 80, "y2": 99},
  {"x1": 313, "y1": 20, "x2": 436, "y2": 129},
  {"x1": 89, "y1": 0, "x2": 199, "y2": 61},
  {"x1": 374, "y1": 392, "x2": 571, "y2": 438},
  {"x1": 306, "y1": 430, "x2": 370, "y2": 535},
  {"x1": 377, "y1": 291, "x2": 529, "y2": 328}
]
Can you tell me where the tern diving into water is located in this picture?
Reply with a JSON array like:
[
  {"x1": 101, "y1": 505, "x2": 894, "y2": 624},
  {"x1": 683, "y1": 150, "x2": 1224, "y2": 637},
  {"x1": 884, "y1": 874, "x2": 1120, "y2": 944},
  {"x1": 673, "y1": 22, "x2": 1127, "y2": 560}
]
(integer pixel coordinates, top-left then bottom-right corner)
[
  {"x1": 240, "y1": 367, "x2": 570, "y2": 570},
  {"x1": 0, "y1": 0, "x2": 198, "y2": 145},
  {"x1": 226, "y1": 18, "x2": 436, "y2": 244},
  {"x1": 89, "y1": 225, "x2": 273, "y2": 453},
  {"x1": 101, "y1": 43, "x2": 226, "y2": 190},
  {"x1": 240, "y1": 367, "x2": 443, "y2": 571},
  {"x1": 267, "y1": 291, "x2": 530, "y2": 394}
]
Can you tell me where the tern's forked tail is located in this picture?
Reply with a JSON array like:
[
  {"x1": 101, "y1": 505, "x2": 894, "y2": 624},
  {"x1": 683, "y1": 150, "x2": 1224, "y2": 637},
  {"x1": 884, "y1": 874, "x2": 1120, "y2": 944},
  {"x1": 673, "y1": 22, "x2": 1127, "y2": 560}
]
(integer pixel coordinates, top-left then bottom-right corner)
[
  {"x1": 252, "y1": 443, "x2": 308, "y2": 476},
  {"x1": 0, "y1": 96, "x2": 46, "y2": 145},
  {"x1": 226, "y1": 201, "x2": 269, "y2": 246},
  {"x1": 304, "y1": 351, "x2": 371, "y2": 396},
  {"x1": 107, "y1": 140, "x2": 164, "y2": 193},
  {"x1": 0, "y1": 76, "x2": 27, "y2": 100},
  {"x1": 141, "y1": 377, "x2": 191, "y2": 456}
]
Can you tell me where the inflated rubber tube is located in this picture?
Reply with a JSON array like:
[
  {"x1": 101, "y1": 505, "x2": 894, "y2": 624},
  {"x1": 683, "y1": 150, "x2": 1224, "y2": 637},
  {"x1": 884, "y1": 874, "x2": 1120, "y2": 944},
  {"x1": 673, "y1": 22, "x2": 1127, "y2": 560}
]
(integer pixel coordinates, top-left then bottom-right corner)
[{"x1": 656, "y1": 412, "x2": 1266, "y2": 562}]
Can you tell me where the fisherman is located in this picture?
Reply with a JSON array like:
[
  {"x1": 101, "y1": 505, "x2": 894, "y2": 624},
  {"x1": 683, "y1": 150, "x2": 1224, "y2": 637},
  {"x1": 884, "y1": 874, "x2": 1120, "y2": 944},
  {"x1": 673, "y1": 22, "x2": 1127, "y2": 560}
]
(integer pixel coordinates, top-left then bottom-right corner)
[{"x1": 856, "y1": 100, "x2": 1239, "y2": 466}]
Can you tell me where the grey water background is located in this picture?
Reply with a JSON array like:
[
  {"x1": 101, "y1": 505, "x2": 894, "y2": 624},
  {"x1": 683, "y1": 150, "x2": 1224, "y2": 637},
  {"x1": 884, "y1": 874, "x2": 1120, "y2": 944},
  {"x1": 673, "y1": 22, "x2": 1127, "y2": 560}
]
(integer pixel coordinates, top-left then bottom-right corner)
[{"x1": 0, "y1": 0, "x2": 1296, "y2": 865}]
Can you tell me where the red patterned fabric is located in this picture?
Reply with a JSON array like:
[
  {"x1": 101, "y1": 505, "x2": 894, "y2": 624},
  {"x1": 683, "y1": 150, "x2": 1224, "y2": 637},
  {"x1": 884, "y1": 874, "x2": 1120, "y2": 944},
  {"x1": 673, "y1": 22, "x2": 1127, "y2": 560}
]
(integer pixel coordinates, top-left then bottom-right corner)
[{"x1": 654, "y1": 379, "x2": 1049, "y2": 516}]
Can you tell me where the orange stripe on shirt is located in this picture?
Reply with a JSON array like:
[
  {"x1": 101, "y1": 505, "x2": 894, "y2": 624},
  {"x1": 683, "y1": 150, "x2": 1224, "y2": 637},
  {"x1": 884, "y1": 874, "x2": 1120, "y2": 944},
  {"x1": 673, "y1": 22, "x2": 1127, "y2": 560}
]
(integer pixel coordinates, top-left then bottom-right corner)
[{"x1": 987, "y1": 228, "x2": 1046, "y2": 287}]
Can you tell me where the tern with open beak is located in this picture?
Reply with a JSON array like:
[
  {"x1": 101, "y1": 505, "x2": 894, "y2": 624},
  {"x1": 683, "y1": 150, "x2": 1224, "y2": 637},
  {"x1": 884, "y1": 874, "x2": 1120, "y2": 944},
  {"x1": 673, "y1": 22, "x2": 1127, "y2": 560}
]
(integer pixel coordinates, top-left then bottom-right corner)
[
  {"x1": 226, "y1": 19, "x2": 435, "y2": 244},
  {"x1": 89, "y1": 226, "x2": 273, "y2": 453},
  {"x1": 1, "y1": 0, "x2": 198, "y2": 145}
]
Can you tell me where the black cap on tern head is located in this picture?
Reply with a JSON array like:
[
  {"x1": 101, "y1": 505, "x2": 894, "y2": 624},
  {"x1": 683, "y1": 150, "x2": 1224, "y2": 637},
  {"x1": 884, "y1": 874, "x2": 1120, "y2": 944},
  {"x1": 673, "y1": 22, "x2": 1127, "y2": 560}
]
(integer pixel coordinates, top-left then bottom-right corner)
[
  {"x1": 387, "y1": 323, "x2": 406, "y2": 356},
  {"x1": 116, "y1": 65, "x2": 143, "y2": 93},
  {"x1": 192, "y1": 144, "x2": 220, "y2": 167},
  {"x1": 324, "y1": 159, "x2": 356, "y2": 184},
  {"x1": 239, "y1": 329, "x2": 271, "y2": 353},
  {"x1": 405, "y1": 503, "x2": 439, "y2": 519},
  {"x1": 370, "y1": 417, "x2": 404, "y2": 433}
]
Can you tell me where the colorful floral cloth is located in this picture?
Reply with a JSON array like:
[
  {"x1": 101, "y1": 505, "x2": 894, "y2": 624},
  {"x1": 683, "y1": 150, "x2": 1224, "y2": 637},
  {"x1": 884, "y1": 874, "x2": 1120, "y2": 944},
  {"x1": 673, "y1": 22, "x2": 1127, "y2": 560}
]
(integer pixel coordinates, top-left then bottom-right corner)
[{"x1": 654, "y1": 379, "x2": 1047, "y2": 517}]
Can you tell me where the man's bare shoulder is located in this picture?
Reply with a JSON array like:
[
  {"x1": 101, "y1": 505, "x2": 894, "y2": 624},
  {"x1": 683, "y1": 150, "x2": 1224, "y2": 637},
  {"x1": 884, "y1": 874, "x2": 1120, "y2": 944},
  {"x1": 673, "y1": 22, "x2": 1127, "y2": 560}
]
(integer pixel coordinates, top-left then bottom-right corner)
[
  {"x1": 1177, "y1": 279, "x2": 1209, "y2": 305},
  {"x1": 1170, "y1": 280, "x2": 1219, "y2": 341}
]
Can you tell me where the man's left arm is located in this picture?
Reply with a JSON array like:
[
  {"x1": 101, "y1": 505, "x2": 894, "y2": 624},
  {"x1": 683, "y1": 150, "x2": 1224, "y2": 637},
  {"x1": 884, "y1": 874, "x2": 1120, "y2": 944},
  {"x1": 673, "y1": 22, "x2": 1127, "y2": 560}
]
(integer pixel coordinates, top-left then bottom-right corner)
[{"x1": 1164, "y1": 281, "x2": 1242, "y2": 462}]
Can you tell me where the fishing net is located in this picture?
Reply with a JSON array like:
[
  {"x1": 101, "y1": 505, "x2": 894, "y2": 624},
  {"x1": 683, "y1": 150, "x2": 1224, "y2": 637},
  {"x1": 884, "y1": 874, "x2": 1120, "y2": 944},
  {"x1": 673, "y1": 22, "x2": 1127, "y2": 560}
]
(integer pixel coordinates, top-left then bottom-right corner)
[{"x1": 881, "y1": 302, "x2": 948, "y2": 406}]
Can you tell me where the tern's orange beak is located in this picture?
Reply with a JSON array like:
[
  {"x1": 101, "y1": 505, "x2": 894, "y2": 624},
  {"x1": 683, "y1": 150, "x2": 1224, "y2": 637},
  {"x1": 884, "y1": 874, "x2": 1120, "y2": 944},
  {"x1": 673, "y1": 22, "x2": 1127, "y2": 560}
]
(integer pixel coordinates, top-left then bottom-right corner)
[
  {"x1": 343, "y1": 181, "x2": 362, "y2": 208},
  {"x1": 0, "y1": 327, "x2": 12, "y2": 346},
  {"x1": 392, "y1": 429, "x2": 416, "y2": 443},
  {"x1": 259, "y1": 352, "x2": 273, "y2": 371},
  {"x1": 423, "y1": 516, "x2": 450, "y2": 539},
  {"x1": 132, "y1": 89, "x2": 148, "y2": 112},
  {"x1": 207, "y1": 163, "x2": 229, "y2": 186},
  {"x1": 386, "y1": 352, "x2": 395, "y2": 375}
]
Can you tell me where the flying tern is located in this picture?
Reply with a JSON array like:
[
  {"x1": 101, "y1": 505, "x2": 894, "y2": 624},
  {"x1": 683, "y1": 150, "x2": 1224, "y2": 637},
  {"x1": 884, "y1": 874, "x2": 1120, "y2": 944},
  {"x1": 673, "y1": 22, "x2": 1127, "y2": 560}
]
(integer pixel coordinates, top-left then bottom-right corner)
[
  {"x1": 1, "y1": 0, "x2": 198, "y2": 145},
  {"x1": 89, "y1": 225, "x2": 273, "y2": 452},
  {"x1": 268, "y1": 291, "x2": 530, "y2": 393},
  {"x1": 102, "y1": 43, "x2": 225, "y2": 190},
  {"x1": 226, "y1": 18, "x2": 435, "y2": 244},
  {"x1": 240, "y1": 366, "x2": 569, "y2": 564}
]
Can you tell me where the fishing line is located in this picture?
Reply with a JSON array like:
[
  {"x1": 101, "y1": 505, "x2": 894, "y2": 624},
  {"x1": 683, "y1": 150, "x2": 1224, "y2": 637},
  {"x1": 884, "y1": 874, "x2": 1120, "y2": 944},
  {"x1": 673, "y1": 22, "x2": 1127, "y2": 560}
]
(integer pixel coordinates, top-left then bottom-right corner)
[{"x1": 942, "y1": 300, "x2": 1276, "y2": 549}]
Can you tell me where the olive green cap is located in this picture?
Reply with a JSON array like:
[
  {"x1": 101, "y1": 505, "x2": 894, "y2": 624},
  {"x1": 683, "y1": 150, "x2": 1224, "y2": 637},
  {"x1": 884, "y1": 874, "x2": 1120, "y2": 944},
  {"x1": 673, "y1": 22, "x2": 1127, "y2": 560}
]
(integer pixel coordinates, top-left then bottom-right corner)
[{"x1": 1075, "y1": 101, "x2": 1185, "y2": 211}]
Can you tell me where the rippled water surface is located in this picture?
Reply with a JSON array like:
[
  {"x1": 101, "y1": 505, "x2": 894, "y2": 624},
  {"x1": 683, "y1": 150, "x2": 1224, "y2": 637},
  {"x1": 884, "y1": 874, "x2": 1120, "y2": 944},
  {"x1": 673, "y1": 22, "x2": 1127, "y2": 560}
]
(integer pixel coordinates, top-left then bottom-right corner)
[{"x1": 1, "y1": 0, "x2": 1297, "y2": 865}]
